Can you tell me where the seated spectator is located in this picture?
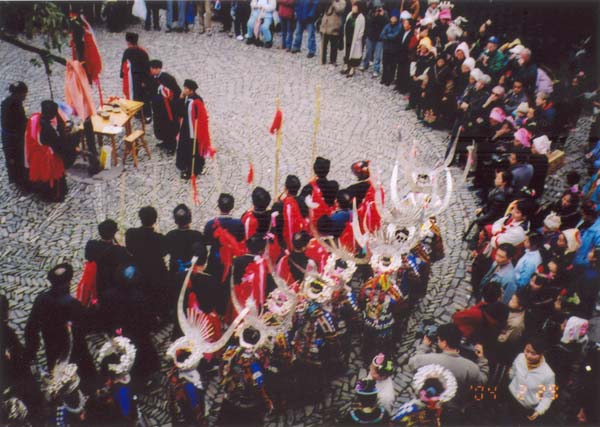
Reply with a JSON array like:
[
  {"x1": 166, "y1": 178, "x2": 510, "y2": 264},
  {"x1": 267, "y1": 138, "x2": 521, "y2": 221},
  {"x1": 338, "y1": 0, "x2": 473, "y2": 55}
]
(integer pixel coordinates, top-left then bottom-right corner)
[
  {"x1": 508, "y1": 149, "x2": 533, "y2": 193},
  {"x1": 465, "y1": 169, "x2": 512, "y2": 242},
  {"x1": 496, "y1": 289, "x2": 527, "y2": 365},
  {"x1": 523, "y1": 273, "x2": 560, "y2": 332},
  {"x1": 476, "y1": 36, "x2": 506, "y2": 80},
  {"x1": 574, "y1": 201, "x2": 600, "y2": 266},
  {"x1": 506, "y1": 337, "x2": 556, "y2": 425},
  {"x1": 545, "y1": 316, "x2": 590, "y2": 426},
  {"x1": 504, "y1": 80, "x2": 529, "y2": 115},
  {"x1": 453, "y1": 282, "x2": 502, "y2": 339},
  {"x1": 539, "y1": 191, "x2": 581, "y2": 232},
  {"x1": 532, "y1": 91, "x2": 557, "y2": 136},
  {"x1": 546, "y1": 228, "x2": 581, "y2": 270},
  {"x1": 512, "y1": 128, "x2": 531, "y2": 150},
  {"x1": 571, "y1": 247, "x2": 600, "y2": 318},
  {"x1": 514, "y1": 232, "x2": 543, "y2": 288},
  {"x1": 513, "y1": 48, "x2": 538, "y2": 97},
  {"x1": 512, "y1": 101, "x2": 530, "y2": 128},
  {"x1": 581, "y1": 170, "x2": 600, "y2": 211},
  {"x1": 479, "y1": 243, "x2": 517, "y2": 304},
  {"x1": 538, "y1": 212, "x2": 561, "y2": 249}
]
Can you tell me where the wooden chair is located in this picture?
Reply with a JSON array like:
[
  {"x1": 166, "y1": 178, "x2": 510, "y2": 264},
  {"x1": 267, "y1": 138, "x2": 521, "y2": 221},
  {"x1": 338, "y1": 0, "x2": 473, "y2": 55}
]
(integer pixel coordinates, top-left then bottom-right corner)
[{"x1": 122, "y1": 130, "x2": 150, "y2": 168}]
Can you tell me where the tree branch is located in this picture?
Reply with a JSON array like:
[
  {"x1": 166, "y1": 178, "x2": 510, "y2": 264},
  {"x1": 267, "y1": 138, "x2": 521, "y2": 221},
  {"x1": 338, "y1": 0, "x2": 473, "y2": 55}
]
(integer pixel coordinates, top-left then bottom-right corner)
[{"x1": 0, "y1": 31, "x2": 67, "y2": 66}]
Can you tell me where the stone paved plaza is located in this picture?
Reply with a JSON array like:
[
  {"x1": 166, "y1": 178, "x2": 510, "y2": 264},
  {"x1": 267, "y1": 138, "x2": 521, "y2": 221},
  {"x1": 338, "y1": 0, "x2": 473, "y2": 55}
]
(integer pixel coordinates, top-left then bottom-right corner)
[{"x1": 0, "y1": 19, "x2": 591, "y2": 427}]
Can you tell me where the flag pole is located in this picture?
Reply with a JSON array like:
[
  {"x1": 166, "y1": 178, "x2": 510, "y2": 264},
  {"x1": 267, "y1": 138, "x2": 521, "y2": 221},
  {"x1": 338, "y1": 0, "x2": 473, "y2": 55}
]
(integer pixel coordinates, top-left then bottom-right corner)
[
  {"x1": 190, "y1": 104, "x2": 200, "y2": 206},
  {"x1": 310, "y1": 84, "x2": 321, "y2": 169},
  {"x1": 274, "y1": 97, "x2": 282, "y2": 196}
]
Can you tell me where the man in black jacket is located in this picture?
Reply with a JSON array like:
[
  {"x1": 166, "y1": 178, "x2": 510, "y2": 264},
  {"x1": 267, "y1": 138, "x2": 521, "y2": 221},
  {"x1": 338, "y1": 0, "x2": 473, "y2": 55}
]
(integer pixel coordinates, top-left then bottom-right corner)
[
  {"x1": 24, "y1": 263, "x2": 96, "y2": 389},
  {"x1": 125, "y1": 206, "x2": 168, "y2": 321},
  {"x1": 149, "y1": 59, "x2": 181, "y2": 154},
  {"x1": 85, "y1": 219, "x2": 132, "y2": 305},
  {"x1": 120, "y1": 32, "x2": 151, "y2": 121}
]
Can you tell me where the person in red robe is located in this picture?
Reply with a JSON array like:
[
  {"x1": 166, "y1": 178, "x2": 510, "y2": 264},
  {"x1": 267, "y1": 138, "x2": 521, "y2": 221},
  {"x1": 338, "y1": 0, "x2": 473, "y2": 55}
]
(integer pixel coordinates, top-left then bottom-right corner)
[
  {"x1": 25, "y1": 101, "x2": 71, "y2": 202},
  {"x1": 272, "y1": 175, "x2": 309, "y2": 250},
  {"x1": 276, "y1": 231, "x2": 315, "y2": 290},
  {"x1": 231, "y1": 234, "x2": 276, "y2": 316},
  {"x1": 241, "y1": 186, "x2": 282, "y2": 264},
  {"x1": 344, "y1": 160, "x2": 382, "y2": 232}
]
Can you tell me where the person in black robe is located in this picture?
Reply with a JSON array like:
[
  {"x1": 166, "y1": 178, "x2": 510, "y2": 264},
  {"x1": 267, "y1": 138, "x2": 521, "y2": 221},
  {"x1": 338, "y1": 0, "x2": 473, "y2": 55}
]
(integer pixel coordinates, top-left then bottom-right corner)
[
  {"x1": 300, "y1": 156, "x2": 339, "y2": 209},
  {"x1": 203, "y1": 193, "x2": 245, "y2": 314},
  {"x1": 165, "y1": 204, "x2": 205, "y2": 318},
  {"x1": 1, "y1": 82, "x2": 28, "y2": 188},
  {"x1": 85, "y1": 219, "x2": 132, "y2": 307},
  {"x1": 242, "y1": 187, "x2": 273, "y2": 237},
  {"x1": 99, "y1": 264, "x2": 161, "y2": 387},
  {"x1": 125, "y1": 206, "x2": 169, "y2": 322},
  {"x1": 149, "y1": 60, "x2": 181, "y2": 154},
  {"x1": 1, "y1": 295, "x2": 43, "y2": 423},
  {"x1": 120, "y1": 32, "x2": 151, "y2": 121},
  {"x1": 175, "y1": 79, "x2": 206, "y2": 179},
  {"x1": 24, "y1": 263, "x2": 96, "y2": 391}
]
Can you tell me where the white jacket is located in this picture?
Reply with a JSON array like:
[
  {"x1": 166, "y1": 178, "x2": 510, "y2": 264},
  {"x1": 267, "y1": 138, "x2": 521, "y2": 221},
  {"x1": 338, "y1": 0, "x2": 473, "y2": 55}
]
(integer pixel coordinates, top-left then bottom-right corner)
[
  {"x1": 344, "y1": 12, "x2": 365, "y2": 60},
  {"x1": 251, "y1": 0, "x2": 276, "y2": 13}
]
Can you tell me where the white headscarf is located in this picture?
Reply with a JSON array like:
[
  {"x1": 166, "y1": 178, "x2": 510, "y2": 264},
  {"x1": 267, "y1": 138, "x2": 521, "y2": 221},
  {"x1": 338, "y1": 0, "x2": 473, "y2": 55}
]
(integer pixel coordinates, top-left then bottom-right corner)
[{"x1": 560, "y1": 316, "x2": 589, "y2": 344}]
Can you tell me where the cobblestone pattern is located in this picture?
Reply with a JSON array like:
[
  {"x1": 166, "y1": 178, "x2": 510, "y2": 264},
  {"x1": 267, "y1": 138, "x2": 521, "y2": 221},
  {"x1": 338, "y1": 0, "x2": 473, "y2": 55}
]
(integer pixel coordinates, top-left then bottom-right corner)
[{"x1": 0, "y1": 16, "x2": 591, "y2": 427}]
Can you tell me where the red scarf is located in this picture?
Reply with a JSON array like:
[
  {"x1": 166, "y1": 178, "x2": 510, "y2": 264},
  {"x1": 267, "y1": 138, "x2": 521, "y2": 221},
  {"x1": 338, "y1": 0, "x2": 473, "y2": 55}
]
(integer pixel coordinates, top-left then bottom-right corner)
[
  {"x1": 309, "y1": 179, "x2": 334, "y2": 228},
  {"x1": 282, "y1": 195, "x2": 308, "y2": 249},
  {"x1": 213, "y1": 219, "x2": 246, "y2": 281},
  {"x1": 356, "y1": 181, "x2": 382, "y2": 232},
  {"x1": 159, "y1": 84, "x2": 174, "y2": 121},
  {"x1": 25, "y1": 113, "x2": 65, "y2": 185}
]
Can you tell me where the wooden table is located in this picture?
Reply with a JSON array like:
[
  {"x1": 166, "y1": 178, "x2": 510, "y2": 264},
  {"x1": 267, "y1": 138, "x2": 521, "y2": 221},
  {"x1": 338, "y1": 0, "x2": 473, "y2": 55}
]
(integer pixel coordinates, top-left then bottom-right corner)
[{"x1": 90, "y1": 99, "x2": 145, "y2": 167}]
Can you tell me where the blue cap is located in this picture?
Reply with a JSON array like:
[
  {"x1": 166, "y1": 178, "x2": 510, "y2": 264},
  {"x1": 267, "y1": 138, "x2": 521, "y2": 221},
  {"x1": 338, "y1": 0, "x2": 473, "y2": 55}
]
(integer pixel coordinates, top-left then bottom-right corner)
[
  {"x1": 488, "y1": 36, "x2": 499, "y2": 44},
  {"x1": 391, "y1": 8, "x2": 400, "y2": 18}
]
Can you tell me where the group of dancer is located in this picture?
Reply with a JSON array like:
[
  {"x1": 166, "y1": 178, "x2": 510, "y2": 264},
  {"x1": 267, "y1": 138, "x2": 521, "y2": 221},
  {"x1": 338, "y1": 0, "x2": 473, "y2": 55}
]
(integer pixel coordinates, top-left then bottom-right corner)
[{"x1": 2, "y1": 144, "x2": 461, "y2": 425}]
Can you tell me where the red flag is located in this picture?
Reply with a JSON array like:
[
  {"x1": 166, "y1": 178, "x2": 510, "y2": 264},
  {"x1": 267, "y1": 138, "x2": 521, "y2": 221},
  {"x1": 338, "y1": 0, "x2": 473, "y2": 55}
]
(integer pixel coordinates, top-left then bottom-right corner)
[
  {"x1": 247, "y1": 161, "x2": 254, "y2": 184},
  {"x1": 269, "y1": 108, "x2": 283, "y2": 134}
]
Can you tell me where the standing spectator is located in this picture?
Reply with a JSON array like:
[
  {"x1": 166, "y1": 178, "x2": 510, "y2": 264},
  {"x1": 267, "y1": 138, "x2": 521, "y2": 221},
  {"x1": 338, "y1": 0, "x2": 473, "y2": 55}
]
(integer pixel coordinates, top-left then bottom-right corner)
[
  {"x1": 408, "y1": 323, "x2": 488, "y2": 423},
  {"x1": 278, "y1": 0, "x2": 296, "y2": 50},
  {"x1": 340, "y1": 2, "x2": 365, "y2": 77},
  {"x1": 380, "y1": 11, "x2": 402, "y2": 86},
  {"x1": 1, "y1": 82, "x2": 28, "y2": 189},
  {"x1": 245, "y1": 0, "x2": 276, "y2": 47},
  {"x1": 176, "y1": 0, "x2": 191, "y2": 32},
  {"x1": 291, "y1": 0, "x2": 319, "y2": 57},
  {"x1": 506, "y1": 337, "x2": 556, "y2": 425},
  {"x1": 125, "y1": 206, "x2": 169, "y2": 321},
  {"x1": 359, "y1": 3, "x2": 387, "y2": 78},
  {"x1": 233, "y1": 0, "x2": 251, "y2": 40},
  {"x1": 320, "y1": 0, "x2": 346, "y2": 64},
  {"x1": 496, "y1": 289, "x2": 527, "y2": 366},
  {"x1": 145, "y1": 1, "x2": 161, "y2": 31},
  {"x1": 394, "y1": 17, "x2": 418, "y2": 94}
]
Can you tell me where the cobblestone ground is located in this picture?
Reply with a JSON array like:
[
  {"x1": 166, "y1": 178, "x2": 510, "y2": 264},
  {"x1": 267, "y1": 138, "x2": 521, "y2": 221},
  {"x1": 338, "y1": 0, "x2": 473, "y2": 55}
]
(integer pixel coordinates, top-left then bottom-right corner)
[{"x1": 0, "y1": 17, "x2": 591, "y2": 427}]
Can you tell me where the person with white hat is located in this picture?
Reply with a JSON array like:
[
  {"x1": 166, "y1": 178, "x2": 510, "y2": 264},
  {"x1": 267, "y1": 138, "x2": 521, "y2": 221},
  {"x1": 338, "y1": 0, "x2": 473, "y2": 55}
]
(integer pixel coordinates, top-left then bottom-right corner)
[{"x1": 529, "y1": 135, "x2": 551, "y2": 197}]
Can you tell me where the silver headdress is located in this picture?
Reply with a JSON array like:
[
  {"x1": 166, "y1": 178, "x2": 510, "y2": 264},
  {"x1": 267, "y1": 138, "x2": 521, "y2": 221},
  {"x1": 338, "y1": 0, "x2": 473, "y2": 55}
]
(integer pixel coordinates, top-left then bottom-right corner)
[
  {"x1": 97, "y1": 335, "x2": 137, "y2": 381},
  {"x1": 41, "y1": 324, "x2": 81, "y2": 401},
  {"x1": 412, "y1": 364, "x2": 458, "y2": 403},
  {"x1": 167, "y1": 256, "x2": 249, "y2": 371}
]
